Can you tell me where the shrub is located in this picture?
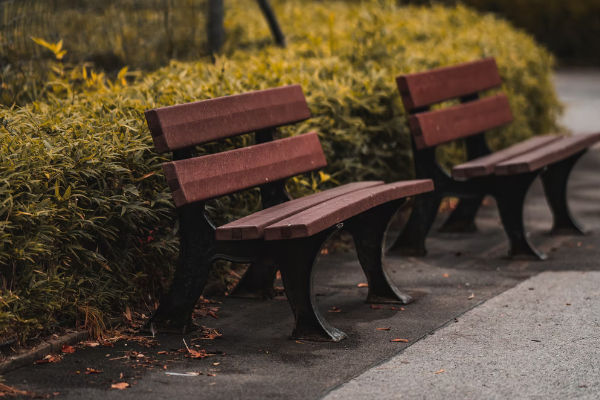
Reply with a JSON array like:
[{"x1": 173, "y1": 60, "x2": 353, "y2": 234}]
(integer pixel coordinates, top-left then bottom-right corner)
[
  {"x1": 0, "y1": 0, "x2": 562, "y2": 343},
  {"x1": 407, "y1": 0, "x2": 600, "y2": 65}
]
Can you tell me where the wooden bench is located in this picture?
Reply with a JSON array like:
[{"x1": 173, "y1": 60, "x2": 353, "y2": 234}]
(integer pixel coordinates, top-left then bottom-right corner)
[
  {"x1": 144, "y1": 85, "x2": 433, "y2": 341},
  {"x1": 389, "y1": 58, "x2": 600, "y2": 260}
]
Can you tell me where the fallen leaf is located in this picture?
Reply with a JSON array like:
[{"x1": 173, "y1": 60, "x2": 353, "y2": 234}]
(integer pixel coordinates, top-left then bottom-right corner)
[
  {"x1": 208, "y1": 310, "x2": 219, "y2": 319},
  {"x1": 0, "y1": 382, "x2": 35, "y2": 397},
  {"x1": 35, "y1": 354, "x2": 62, "y2": 364},
  {"x1": 376, "y1": 327, "x2": 391, "y2": 331},
  {"x1": 442, "y1": 273, "x2": 449, "y2": 278},
  {"x1": 295, "y1": 340, "x2": 304, "y2": 344},
  {"x1": 357, "y1": 282, "x2": 368, "y2": 288},
  {"x1": 207, "y1": 373, "x2": 216, "y2": 377},
  {"x1": 391, "y1": 338, "x2": 409, "y2": 343},
  {"x1": 124, "y1": 306, "x2": 132, "y2": 322},
  {"x1": 82, "y1": 341, "x2": 100, "y2": 348},
  {"x1": 182, "y1": 339, "x2": 212, "y2": 359},
  {"x1": 370, "y1": 304, "x2": 383, "y2": 310},
  {"x1": 85, "y1": 368, "x2": 102, "y2": 374},
  {"x1": 62, "y1": 345, "x2": 76, "y2": 353},
  {"x1": 111, "y1": 382, "x2": 130, "y2": 390},
  {"x1": 467, "y1": 293, "x2": 475, "y2": 300},
  {"x1": 213, "y1": 362, "x2": 220, "y2": 366},
  {"x1": 434, "y1": 369, "x2": 445, "y2": 374},
  {"x1": 320, "y1": 248, "x2": 329, "y2": 255},
  {"x1": 328, "y1": 306, "x2": 342, "y2": 313},
  {"x1": 157, "y1": 351, "x2": 168, "y2": 355}
]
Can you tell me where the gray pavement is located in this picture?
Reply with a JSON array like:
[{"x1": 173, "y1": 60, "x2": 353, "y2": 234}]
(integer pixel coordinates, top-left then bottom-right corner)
[
  {"x1": 555, "y1": 69, "x2": 600, "y2": 134},
  {"x1": 324, "y1": 271, "x2": 600, "y2": 400}
]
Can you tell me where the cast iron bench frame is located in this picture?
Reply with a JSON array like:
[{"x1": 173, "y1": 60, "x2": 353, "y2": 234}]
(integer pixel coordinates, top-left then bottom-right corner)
[
  {"x1": 389, "y1": 58, "x2": 600, "y2": 260},
  {"x1": 144, "y1": 85, "x2": 433, "y2": 341}
]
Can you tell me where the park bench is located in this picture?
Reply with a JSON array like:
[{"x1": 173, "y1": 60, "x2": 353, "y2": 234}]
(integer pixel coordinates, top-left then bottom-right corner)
[
  {"x1": 144, "y1": 85, "x2": 433, "y2": 341},
  {"x1": 389, "y1": 58, "x2": 600, "y2": 260}
]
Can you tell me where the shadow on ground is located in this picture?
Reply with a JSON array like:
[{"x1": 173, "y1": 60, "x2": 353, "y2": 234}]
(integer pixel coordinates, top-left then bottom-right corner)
[{"x1": 5, "y1": 150, "x2": 600, "y2": 400}]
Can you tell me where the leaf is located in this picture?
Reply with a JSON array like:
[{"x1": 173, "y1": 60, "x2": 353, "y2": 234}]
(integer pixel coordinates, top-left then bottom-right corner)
[
  {"x1": 376, "y1": 327, "x2": 390, "y2": 331},
  {"x1": 468, "y1": 293, "x2": 475, "y2": 300},
  {"x1": 434, "y1": 369, "x2": 445, "y2": 374},
  {"x1": 85, "y1": 367, "x2": 102, "y2": 374},
  {"x1": 111, "y1": 382, "x2": 130, "y2": 390},
  {"x1": 391, "y1": 338, "x2": 409, "y2": 343},
  {"x1": 61, "y1": 345, "x2": 76, "y2": 353},
  {"x1": 357, "y1": 282, "x2": 368, "y2": 288}
]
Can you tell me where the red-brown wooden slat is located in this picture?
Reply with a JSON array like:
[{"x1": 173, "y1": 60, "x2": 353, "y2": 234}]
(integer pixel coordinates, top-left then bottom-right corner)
[
  {"x1": 163, "y1": 132, "x2": 327, "y2": 207},
  {"x1": 495, "y1": 132, "x2": 600, "y2": 175},
  {"x1": 409, "y1": 94, "x2": 513, "y2": 149},
  {"x1": 216, "y1": 181, "x2": 385, "y2": 240},
  {"x1": 452, "y1": 135, "x2": 561, "y2": 179},
  {"x1": 397, "y1": 58, "x2": 502, "y2": 111},
  {"x1": 145, "y1": 85, "x2": 311, "y2": 152},
  {"x1": 263, "y1": 180, "x2": 434, "y2": 240}
]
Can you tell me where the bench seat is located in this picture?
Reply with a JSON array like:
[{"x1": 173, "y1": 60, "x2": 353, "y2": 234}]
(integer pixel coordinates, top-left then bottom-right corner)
[
  {"x1": 452, "y1": 135, "x2": 561, "y2": 179},
  {"x1": 495, "y1": 132, "x2": 600, "y2": 175},
  {"x1": 215, "y1": 181, "x2": 384, "y2": 240},
  {"x1": 264, "y1": 180, "x2": 434, "y2": 240}
]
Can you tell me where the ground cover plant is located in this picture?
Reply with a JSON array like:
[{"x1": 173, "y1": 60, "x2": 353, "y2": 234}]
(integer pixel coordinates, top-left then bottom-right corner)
[{"x1": 0, "y1": 0, "x2": 562, "y2": 344}]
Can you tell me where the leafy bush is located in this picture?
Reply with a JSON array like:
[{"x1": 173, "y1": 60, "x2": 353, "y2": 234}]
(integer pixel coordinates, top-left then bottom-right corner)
[
  {"x1": 0, "y1": 0, "x2": 562, "y2": 343},
  {"x1": 407, "y1": 0, "x2": 600, "y2": 65}
]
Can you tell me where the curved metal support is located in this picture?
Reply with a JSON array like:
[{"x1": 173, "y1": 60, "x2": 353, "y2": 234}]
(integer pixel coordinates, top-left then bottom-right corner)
[
  {"x1": 541, "y1": 150, "x2": 587, "y2": 235},
  {"x1": 229, "y1": 254, "x2": 278, "y2": 299},
  {"x1": 388, "y1": 191, "x2": 441, "y2": 256},
  {"x1": 147, "y1": 203, "x2": 215, "y2": 333},
  {"x1": 438, "y1": 195, "x2": 483, "y2": 233},
  {"x1": 275, "y1": 230, "x2": 347, "y2": 342},
  {"x1": 493, "y1": 173, "x2": 547, "y2": 260},
  {"x1": 346, "y1": 201, "x2": 413, "y2": 304}
]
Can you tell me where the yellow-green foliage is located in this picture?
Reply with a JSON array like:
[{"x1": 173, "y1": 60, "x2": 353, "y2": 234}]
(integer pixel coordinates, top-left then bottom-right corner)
[{"x1": 0, "y1": 0, "x2": 562, "y2": 342}]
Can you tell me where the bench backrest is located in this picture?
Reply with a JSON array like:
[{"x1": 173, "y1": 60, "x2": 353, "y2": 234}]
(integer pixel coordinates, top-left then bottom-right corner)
[
  {"x1": 145, "y1": 85, "x2": 327, "y2": 207},
  {"x1": 396, "y1": 58, "x2": 513, "y2": 149}
]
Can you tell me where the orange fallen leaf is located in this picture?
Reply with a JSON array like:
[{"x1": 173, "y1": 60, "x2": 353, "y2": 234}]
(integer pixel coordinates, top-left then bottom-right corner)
[
  {"x1": 208, "y1": 310, "x2": 219, "y2": 319},
  {"x1": 62, "y1": 345, "x2": 76, "y2": 353},
  {"x1": 85, "y1": 368, "x2": 102, "y2": 374},
  {"x1": 376, "y1": 327, "x2": 391, "y2": 331},
  {"x1": 391, "y1": 338, "x2": 409, "y2": 343},
  {"x1": 157, "y1": 351, "x2": 168, "y2": 355},
  {"x1": 35, "y1": 354, "x2": 62, "y2": 364},
  {"x1": 82, "y1": 341, "x2": 100, "y2": 348},
  {"x1": 328, "y1": 306, "x2": 342, "y2": 313},
  {"x1": 207, "y1": 373, "x2": 216, "y2": 377},
  {"x1": 357, "y1": 283, "x2": 368, "y2": 288},
  {"x1": 442, "y1": 273, "x2": 449, "y2": 278},
  {"x1": 111, "y1": 382, "x2": 130, "y2": 390},
  {"x1": 467, "y1": 293, "x2": 475, "y2": 300},
  {"x1": 0, "y1": 382, "x2": 34, "y2": 397},
  {"x1": 434, "y1": 369, "x2": 445, "y2": 374},
  {"x1": 124, "y1": 306, "x2": 132, "y2": 322}
]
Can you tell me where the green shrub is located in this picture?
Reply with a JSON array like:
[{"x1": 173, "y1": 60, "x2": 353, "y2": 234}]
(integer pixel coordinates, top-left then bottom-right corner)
[
  {"x1": 0, "y1": 0, "x2": 562, "y2": 343},
  {"x1": 408, "y1": 0, "x2": 600, "y2": 65}
]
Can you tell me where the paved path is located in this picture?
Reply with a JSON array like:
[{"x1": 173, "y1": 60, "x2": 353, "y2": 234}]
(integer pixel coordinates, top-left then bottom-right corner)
[
  {"x1": 555, "y1": 69, "x2": 600, "y2": 134},
  {"x1": 324, "y1": 271, "x2": 600, "y2": 400}
]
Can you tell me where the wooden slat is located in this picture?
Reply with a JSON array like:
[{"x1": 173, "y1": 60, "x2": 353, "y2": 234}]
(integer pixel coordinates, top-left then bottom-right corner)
[
  {"x1": 397, "y1": 58, "x2": 502, "y2": 111},
  {"x1": 163, "y1": 132, "x2": 327, "y2": 206},
  {"x1": 495, "y1": 132, "x2": 600, "y2": 175},
  {"x1": 263, "y1": 180, "x2": 434, "y2": 240},
  {"x1": 215, "y1": 181, "x2": 384, "y2": 240},
  {"x1": 145, "y1": 85, "x2": 311, "y2": 152},
  {"x1": 409, "y1": 94, "x2": 513, "y2": 149},
  {"x1": 452, "y1": 135, "x2": 561, "y2": 179}
]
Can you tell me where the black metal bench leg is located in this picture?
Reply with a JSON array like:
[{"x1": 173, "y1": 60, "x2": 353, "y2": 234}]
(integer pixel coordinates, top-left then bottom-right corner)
[
  {"x1": 346, "y1": 201, "x2": 413, "y2": 304},
  {"x1": 388, "y1": 191, "x2": 441, "y2": 256},
  {"x1": 275, "y1": 231, "x2": 347, "y2": 342},
  {"x1": 541, "y1": 151, "x2": 586, "y2": 235},
  {"x1": 494, "y1": 173, "x2": 547, "y2": 260},
  {"x1": 147, "y1": 203, "x2": 214, "y2": 333},
  {"x1": 438, "y1": 195, "x2": 484, "y2": 233},
  {"x1": 229, "y1": 256, "x2": 277, "y2": 299}
]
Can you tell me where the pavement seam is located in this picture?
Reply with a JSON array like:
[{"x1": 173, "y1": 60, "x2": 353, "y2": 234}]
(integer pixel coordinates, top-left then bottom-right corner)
[{"x1": 317, "y1": 281, "x2": 534, "y2": 400}]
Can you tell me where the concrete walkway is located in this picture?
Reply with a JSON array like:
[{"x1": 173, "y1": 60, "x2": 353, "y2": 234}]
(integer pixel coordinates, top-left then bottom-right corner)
[
  {"x1": 555, "y1": 69, "x2": 600, "y2": 134},
  {"x1": 324, "y1": 271, "x2": 600, "y2": 400}
]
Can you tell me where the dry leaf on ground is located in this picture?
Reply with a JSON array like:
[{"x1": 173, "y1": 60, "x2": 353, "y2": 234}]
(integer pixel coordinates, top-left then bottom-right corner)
[
  {"x1": 434, "y1": 369, "x2": 445, "y2": 374},
  {"x1": 111, "y1": 382, "x2": 130, "y2": 390},
  {"x1": 376, "y1": 327, "x2": 391, "y2": 331},
  {"x1": 357, "y1": 283, "x2": 368, "y2": 288},
  {"x1": 61, "y1": 345, "x2": 76, "y2": 353},
  {"x1": 391, "y1": 338, "x2": 409, "y2": 343},
  {"x1": 35, "y1": 354, "x2": 62, "y2": 364}
]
